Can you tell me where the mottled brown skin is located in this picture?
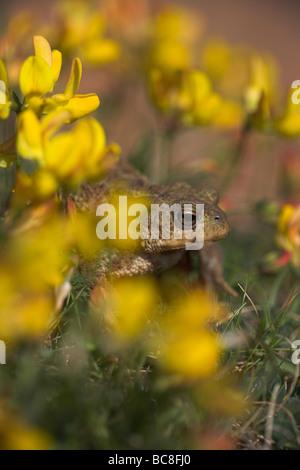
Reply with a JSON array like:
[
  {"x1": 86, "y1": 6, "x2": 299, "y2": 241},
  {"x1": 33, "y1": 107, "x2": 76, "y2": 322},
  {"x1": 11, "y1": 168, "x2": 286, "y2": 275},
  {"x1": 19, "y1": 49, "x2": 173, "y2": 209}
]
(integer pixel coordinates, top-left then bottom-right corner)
[{"x1": 72, "y1": 159, "x2": 236, "y2": 296}]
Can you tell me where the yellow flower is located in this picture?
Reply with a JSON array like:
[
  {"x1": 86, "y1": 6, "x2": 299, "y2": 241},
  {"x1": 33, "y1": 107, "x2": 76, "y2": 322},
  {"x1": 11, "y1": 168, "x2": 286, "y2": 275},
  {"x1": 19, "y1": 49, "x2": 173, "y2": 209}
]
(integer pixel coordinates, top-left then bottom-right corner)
[
  {"x1": 66, "y1": 209, "x2": 104, "y2": 261},
  {"x1": 149, "y1": 68, "x2": 228, "y2": 127},
  {"x1": 13, "y1": 169, "x2": 58, "y2": 202},
  {"x1": 105, "y1": 277, "x2": 158, "y2": 339},
  {"x1": 274, "y1": 89, "x2": 300, "y2": 137},
  {"x1": 276, "y1": 204, "x2": 300, "y2": 267},
  {"x1": 202, "y1": 40, "x2": 231, "y2": 80},
  {"x1": 55, "y1": 0, "x2": 120, "y2": 65},
  {"x1": 16, "y1": 109, "x2": 120, "y2": 193},
  {"x1": 149, "y1": 42, "x2": 192, "y2": 73},
  {"x1": 80, "y1": 39, "x2": 120, "y2": 66},
  {"x1": 163, "y1": 290, "x2": 225, "y2": 332},
  {"x1": 19, "y1": 36, "x2": 100, "y2": 122},
  {"x1": 153, "y1": 6, "x2": 202, "y2": 48},
  {"x1": 147, "y1": 7, "x2": 203, "y2": 74},
  {"x1": 19, "y1": 35, "x2": 62, "y2": 97},
  {"x1": 159, "y1": 290, "x2": 224, "y2": 378},
  {"x1": 0, "y1": 404, "x2": 53, "y2": 450},
  {"x1": 161, "y1": 330, "x2": 220, "y2": 378},
  {"x1": 0, "y1": 203, "x2": 103, "y2": 341},
  {"x1": 42, "y1": 57, "x2": 100, "y2": 122},
  {"x1": 202, "y1": 41, "x2": 278, "y2": 128},
  {"x1": 0, "y1": 281, "x2": 55, "y2": 341},
  {"x1": 0, "y1": 59, "x2": 12, "y2": 119},
  {"x1": 5, "y1": 213, "x2": 70, "y2": 290},
  {"x1": 244, "y1": 54, "x2": 275, "y2": 127}
]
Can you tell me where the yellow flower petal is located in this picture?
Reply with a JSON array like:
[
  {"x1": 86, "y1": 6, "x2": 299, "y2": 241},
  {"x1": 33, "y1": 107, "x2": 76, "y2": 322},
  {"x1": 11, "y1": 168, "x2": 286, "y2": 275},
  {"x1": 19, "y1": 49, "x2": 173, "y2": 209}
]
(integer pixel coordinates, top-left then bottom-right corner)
[
  {"x1": 51, "y1": 49, "x2": 62, "y2": 83},
  {"x1": 0, "y1": 58, "x2": 8, "y2": 87},
  {"x1": 78, "y1": 118, "x2": 106, "y2": 159},
  {"x1": 62, "y1": 93, "x2": 100, "y2": 121},
  {"x1": 44, "y1": 117, "x2": 109, "y2": 186},
  {"x1": 278, "y1": 205, "x2": 295, "y2": 234},
  {"x1": 33, "y1": 35, "x2": 52, "y2": 67},
  {"x1": 19, "y1": 56, "x2": 54, "y2": 96},
  {"x1": 17, "y1": 109, "x2": 43, "y2": 160},
  {"x1": 64, "y1": 57, "x2": 82, "y2": 99},
  {"x1": 44, "y1": 128, "x2": 84, "y2": 184},
  {"x1": 40, "y1": 109, "x2": 71, "y2": 140}
]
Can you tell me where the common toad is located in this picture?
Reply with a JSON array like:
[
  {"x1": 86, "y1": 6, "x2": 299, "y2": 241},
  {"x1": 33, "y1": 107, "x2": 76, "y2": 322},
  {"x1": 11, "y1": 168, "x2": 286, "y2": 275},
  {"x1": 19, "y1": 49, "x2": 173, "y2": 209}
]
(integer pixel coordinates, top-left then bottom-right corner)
[{"x1": 72, "y1": 159, "x2": 236, "y2": 296}]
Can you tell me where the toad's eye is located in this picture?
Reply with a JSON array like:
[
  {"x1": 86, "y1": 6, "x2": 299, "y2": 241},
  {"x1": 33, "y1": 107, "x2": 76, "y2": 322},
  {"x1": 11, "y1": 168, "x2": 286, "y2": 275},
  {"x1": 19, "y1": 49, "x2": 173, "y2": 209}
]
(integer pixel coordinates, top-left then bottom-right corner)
[{"x1": 177, "y1": 210, "x2": 198, "y2": 229}]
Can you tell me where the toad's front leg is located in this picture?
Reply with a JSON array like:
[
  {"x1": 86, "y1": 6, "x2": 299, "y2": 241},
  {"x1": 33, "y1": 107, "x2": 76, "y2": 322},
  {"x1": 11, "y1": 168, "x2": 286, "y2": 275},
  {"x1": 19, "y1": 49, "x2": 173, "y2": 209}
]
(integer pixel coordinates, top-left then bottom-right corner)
[{"x1": 197, "y1": 243, "x2": 237, "y2": 297}]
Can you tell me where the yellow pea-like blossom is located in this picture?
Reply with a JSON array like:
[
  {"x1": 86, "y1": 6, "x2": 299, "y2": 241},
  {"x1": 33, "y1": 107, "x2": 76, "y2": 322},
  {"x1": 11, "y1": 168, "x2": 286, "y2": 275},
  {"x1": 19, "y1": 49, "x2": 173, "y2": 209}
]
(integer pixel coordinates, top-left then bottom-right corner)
[
  {"x1": 16, "y1": 109, "x2": 120, "y2": 194},
  {"x1": 17, "y1": 36, "x2": 99, "y2": 122},
  {"x1": 19, "y1": 35, "x2": 62, "y2": 97}
]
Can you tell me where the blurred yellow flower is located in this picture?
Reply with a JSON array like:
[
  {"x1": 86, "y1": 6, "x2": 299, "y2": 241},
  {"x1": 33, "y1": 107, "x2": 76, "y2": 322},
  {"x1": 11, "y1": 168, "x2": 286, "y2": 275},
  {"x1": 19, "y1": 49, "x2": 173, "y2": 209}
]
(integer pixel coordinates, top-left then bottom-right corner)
[
  {"x1": 152, "y1": 7, "x2": 202, "y2": 49},
  {"x1": 147, "y1": 6, "x2": 203, "y2": 74},
  {"x1": 107, "y1": 277, "x2": 158, "y2": 339},
  {"x1": 67, "y1": 209, "x2": 104, "y2": 261},
  {"x1": 0, "y1": 199, "x2": 107, "y2": 342},
  {"x1": 276, "y1": 204, "x2": 300, "y2": 267},
  {"x1": 164, "y1": 290, "x2": 225, "y2": 332},
  {"x1": 149, "y1": 42, "x2": 192, "y2": 73},
  {"x1": 161, "y1": 330, "x2": 220, "y2": 379},
  {"x1": 0, "y1": 282, "x2": 55, "y2": 341},
  {"x1": 159, "y1": 290, "x2": 224, "y2": 378},
  {"x1": 55, "y1": 0, "x2": 120, "y2": 65},
  {"x1": 149, "y1": 67, "x2": 242, "y2": 128},
  {"x1": 202, "y1": 40, "x2": 231, "y2": 81},
  {"x1": 202, "y1": 40, "x2": 278, "y2": 128},
  {"x1": 16, "y1": 109, "x2": 120, "y2": 193},
  {"x1": 244, "y1": 54, "x2": 275, "y2": 128},
  {"x1": 274, "y1": 89, "x2": 300, "y2": 137},
  {"x1": 0, "y1": 405, "x2": 53, "y2": 450}
]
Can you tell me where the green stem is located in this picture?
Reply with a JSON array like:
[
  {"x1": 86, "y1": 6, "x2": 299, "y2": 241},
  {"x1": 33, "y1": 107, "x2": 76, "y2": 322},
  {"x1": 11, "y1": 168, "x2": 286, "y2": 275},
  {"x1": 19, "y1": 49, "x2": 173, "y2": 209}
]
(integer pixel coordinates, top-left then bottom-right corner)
[{"x1": 220, "y1": 118, "x2": 252, "y2": 193}]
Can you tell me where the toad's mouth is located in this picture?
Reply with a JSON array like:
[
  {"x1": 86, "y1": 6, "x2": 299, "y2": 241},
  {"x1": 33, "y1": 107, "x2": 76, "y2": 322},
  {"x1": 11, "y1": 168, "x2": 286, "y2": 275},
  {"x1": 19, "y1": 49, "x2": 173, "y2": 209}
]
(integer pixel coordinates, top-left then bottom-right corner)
[{"x1": 204, "y1": 232, "x2": 229, "y2": 243}]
